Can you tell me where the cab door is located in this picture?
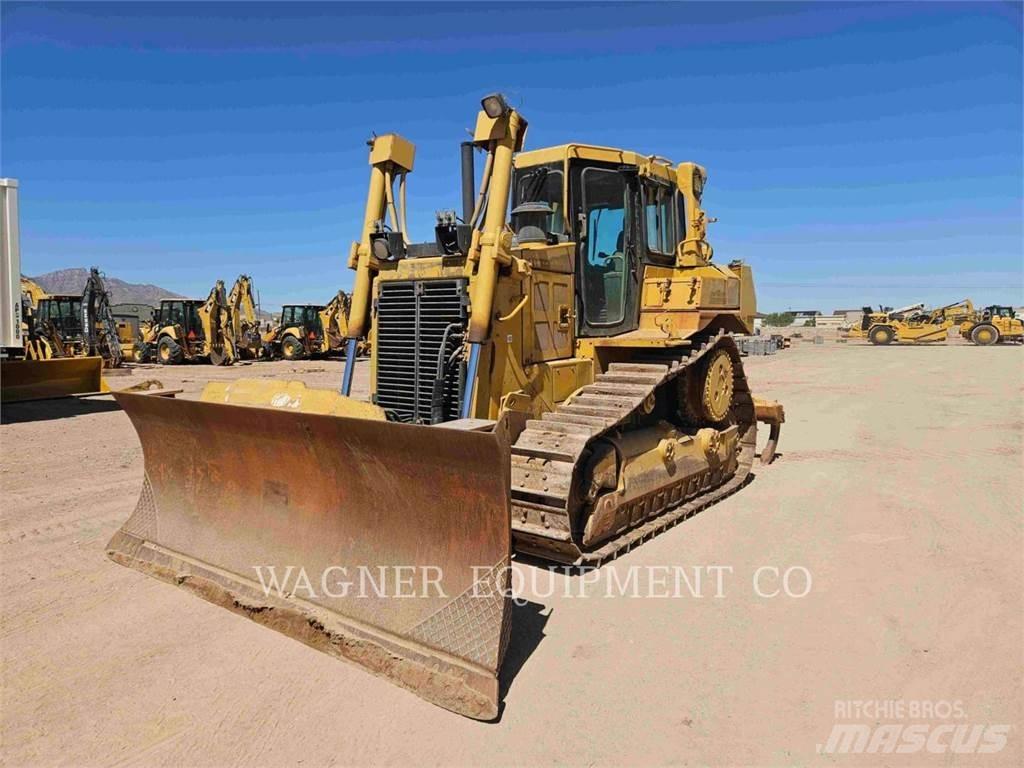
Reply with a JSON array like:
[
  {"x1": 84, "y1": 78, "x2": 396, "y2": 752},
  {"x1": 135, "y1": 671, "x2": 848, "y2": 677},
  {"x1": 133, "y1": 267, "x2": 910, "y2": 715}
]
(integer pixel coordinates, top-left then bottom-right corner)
[{"x1": 574, "y1": 165, "x2": 640, "y2": 338}]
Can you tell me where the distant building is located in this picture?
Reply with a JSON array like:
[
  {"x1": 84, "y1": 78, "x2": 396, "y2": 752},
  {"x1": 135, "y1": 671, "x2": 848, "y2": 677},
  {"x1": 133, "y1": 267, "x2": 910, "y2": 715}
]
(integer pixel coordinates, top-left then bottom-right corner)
[
  {"x1": 814, "y1": 315, "x2": 846, "y2": 330},
  {"x1": 111, "y1": 302, "x2": 155, "y2": 321},
  {"x1": 789, "y1": 310, "x2": 821, "y2": 327}
]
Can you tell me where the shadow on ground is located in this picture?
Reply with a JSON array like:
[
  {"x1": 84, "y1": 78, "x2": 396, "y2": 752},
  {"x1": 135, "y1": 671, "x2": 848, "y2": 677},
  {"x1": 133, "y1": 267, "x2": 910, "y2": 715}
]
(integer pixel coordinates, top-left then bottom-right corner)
[
  {"x1": 496, "y1": 599, "x2": 551, "y2": 720},
  {"x1": 1, "y1": 396, "x2": 122, "y2": 424}
]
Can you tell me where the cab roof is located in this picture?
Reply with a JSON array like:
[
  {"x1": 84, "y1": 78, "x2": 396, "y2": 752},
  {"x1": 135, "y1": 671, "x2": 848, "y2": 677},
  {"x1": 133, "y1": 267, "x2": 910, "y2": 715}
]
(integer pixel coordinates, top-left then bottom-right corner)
[{"x1": 515, "y1": 143, "x2": 679, "y2": 182}]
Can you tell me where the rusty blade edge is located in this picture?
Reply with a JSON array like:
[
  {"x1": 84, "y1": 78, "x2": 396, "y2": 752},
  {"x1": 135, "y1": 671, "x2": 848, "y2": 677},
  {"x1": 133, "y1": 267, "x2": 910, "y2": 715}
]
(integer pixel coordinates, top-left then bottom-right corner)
[{"x1": 107, "y1": 529, "x2": 500, "y2": 721}]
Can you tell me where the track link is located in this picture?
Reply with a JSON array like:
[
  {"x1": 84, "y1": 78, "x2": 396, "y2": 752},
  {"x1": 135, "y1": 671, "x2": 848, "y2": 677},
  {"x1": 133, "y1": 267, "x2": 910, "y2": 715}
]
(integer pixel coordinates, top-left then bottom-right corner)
[{"x1": 510, "y1": 331, "x2": 756, "y2": 565}]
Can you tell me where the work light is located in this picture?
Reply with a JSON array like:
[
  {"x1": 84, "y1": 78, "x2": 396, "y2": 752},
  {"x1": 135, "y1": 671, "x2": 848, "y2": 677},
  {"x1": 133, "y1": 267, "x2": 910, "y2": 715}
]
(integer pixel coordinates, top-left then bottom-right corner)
[{"x1": 481, "y1": 93, "x2": 509, "y2": 118}]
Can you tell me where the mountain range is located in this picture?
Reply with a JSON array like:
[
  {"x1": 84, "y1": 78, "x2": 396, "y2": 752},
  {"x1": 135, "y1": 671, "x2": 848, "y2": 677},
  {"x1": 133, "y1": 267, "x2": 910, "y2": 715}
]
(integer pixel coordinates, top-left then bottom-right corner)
[{"x1": 26, "y1": 268, "x2": 184, "y2": 307}]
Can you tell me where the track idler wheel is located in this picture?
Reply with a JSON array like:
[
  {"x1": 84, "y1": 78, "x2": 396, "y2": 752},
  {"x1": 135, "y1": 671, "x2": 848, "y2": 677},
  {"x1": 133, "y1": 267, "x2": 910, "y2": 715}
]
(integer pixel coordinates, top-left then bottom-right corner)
[{"x1": 681, "y1": 347, "x2": 735, "y2": 424}]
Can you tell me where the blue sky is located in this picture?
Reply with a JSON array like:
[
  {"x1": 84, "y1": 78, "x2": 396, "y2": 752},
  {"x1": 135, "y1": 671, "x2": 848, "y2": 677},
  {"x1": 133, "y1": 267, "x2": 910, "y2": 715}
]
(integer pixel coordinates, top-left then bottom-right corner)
[{"x1": 2, "y1": 1, "x2": 1021, "y2": 311}]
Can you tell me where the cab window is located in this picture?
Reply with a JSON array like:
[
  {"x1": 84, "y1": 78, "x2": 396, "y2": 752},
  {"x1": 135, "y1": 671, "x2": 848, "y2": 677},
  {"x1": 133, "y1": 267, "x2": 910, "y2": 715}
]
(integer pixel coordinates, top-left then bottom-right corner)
[
  {"x1": 185, "y1": 303, "x2": 200, "y2": 331},
  {"x1": 163, "y1": 302, "x2": 184, "y2": 327},
  {"x1": 676, "y1": 190, "x2": 687, "y2": 243},
  {"x1": 642, "y1": 181, "x2": 676, "y2": 258},
  {"x1": 581, "y1": 167, "x2": 628, "y2": 327},
  {"x1": 514, "y1": 164, "x2": 565, "y2": 235}
]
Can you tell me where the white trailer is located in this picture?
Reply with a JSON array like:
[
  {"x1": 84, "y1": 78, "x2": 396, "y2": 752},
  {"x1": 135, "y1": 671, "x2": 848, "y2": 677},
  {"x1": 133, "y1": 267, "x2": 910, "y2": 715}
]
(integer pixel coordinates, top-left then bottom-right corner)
[{"x1": 1, "y1": 178, "x2": 23, "y2": 352}]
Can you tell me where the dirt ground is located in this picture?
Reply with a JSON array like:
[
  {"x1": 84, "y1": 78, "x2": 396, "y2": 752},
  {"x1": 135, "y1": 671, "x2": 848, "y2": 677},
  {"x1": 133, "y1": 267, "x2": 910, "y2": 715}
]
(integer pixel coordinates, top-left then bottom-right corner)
[{"x1": 1, "y1": 341, "x2": 1021, "y2": 767}]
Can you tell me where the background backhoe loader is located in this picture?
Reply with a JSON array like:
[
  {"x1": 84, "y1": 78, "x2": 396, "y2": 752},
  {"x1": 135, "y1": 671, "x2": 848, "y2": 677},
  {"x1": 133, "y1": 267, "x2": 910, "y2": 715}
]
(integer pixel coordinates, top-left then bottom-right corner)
[
  {"x1": 19, "y1": 268, "x2": 123, "y2": 367},
  {"x1": 262, "y1": 290, "x2": 352, "y2": 360},
  {"x1": 31, "y1": 292, "x2": 85, "y2": 357},
  {"x1": 227, "y1": 274, "x2": 263, "y2": 359},
  {"x1": 107, "y1": 96, "x2": 784, "y2": 720},
  {"x1": 150, "y1": 281, "x2": 235, "y2": 365}
]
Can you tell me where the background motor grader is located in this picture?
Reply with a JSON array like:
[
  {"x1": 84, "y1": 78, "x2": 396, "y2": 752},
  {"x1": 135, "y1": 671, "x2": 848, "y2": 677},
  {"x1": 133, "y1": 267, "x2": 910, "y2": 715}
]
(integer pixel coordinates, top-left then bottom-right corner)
[
  {"x1": 149, "y1": 282, "x2": 235, "y2": 365},
  {"x1": 108, "y1": 95, "x2": 784, "y2": 720}
]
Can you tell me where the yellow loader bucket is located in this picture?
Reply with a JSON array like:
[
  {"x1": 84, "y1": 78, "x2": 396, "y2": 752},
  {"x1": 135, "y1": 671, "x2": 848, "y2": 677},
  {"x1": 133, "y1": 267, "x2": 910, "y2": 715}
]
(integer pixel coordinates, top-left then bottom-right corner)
[
  {"x1": 107, "y1": 385, "x2": 512, "y2": 720},
  {"x1": 0, "y1": 356, "x2": 106, "y2": 403}
]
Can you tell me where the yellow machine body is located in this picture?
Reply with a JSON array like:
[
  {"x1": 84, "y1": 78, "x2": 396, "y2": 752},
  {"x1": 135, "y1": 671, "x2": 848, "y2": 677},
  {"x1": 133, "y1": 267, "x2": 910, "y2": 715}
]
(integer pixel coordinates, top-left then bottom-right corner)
[
  {"x1": 857, "y1": 300, "x2": 976, "y2": 345},
  {"x1": 151, "y1": 282, "x2": 235, "y2": 365},
  {"x1": 263, "y1": 291, "x2": 353, "y2": 360},
  {"x1": 108, "y1": 97, "x2": 784, "y2": 720},
  {"x1": 959, "y1": 305, "x2": 1024, "y2": 345},
  {"x1": 0, "y1": 356, "x2": 107, "y2": 403},
  {"x1": 227, "y1": 274, "x2": 263, "y2": 359}
]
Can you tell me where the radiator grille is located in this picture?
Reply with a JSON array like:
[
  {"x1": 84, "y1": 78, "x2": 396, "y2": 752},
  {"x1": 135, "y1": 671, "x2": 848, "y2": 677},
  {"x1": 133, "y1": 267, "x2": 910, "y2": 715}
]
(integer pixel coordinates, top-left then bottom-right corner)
[{"x1": 375, "y1": 278, "x2": 468, "y2": 424}]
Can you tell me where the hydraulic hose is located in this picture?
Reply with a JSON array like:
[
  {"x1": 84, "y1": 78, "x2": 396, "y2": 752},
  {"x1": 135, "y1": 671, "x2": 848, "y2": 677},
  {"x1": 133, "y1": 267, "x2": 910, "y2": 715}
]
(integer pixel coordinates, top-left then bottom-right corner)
[{"x1": 340, "y1": 337, "x2": 359, "y2": 395}]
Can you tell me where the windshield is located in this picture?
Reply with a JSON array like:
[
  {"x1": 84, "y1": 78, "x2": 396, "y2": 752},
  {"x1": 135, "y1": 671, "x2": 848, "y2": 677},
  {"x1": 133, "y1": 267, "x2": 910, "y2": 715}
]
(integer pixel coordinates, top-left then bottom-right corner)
[
  {"x1": 282, "y1": 306, "x2": 323, "y2": 333},
  {"x1": 39, "y1": 298, "x2": 84, "y2": 336},
  {"x1": 161, "y1": 302, "x2": 184, "y2": 327}
]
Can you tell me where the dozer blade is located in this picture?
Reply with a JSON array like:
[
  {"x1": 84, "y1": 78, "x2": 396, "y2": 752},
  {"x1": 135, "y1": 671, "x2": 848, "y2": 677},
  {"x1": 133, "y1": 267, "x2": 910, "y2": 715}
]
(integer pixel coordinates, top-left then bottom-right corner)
[
  {"x1": 0, "y1": 356, "x2": 107, "y2": 403},
  {"x1": 107, "y1": 388, "x2": 512, "y2": 720}
]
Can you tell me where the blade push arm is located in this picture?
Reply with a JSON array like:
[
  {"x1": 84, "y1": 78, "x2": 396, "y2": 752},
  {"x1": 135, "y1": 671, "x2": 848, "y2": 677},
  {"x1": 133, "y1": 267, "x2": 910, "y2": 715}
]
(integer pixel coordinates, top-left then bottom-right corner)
[{"x1": 340, "y1": 134, "x2": 415, "y2": 394}]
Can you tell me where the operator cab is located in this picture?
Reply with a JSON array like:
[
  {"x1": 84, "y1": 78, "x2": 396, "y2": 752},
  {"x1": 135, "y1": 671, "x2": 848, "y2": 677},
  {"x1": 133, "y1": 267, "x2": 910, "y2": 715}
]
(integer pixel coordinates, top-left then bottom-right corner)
[
  {"x1": 984, "y1": 305, "x2": 1014, "y2": 319},
  {"x1": 35, "y1": 294, "x2": 84, "y2": 341},
  {"x1": 281, "y1": 305, "x2": 325, "y2": 340},
  {"x1": 157, "y1": 299, "x2": 205, "y2": 340},
  {"x1": 511, "y1": 148, "x2": 687, "y2": 338}
]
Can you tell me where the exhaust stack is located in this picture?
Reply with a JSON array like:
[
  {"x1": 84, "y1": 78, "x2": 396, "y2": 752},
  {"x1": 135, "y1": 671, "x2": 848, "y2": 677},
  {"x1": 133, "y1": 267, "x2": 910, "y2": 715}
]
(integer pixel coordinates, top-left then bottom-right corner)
[{"x1": 460, "y1": 141, "x2": 475, "y2": 223}]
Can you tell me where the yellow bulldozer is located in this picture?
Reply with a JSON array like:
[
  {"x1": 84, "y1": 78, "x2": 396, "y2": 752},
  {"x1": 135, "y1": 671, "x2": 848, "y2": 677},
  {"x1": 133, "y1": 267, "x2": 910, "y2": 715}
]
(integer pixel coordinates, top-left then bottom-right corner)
[
  {"x1": 107, "y1": 95, "x2": 784, "y2": 719},
  {"x1": 262, "y1": 290, "x2": 352, "y2": 360},
  {"x1": 149, "y1": 281, "x2": 236, "y2": 365}
]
